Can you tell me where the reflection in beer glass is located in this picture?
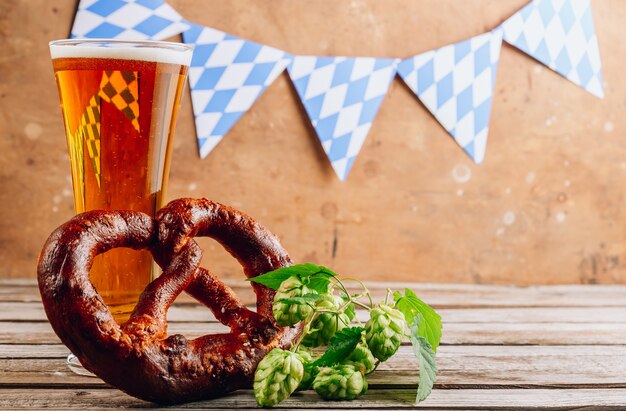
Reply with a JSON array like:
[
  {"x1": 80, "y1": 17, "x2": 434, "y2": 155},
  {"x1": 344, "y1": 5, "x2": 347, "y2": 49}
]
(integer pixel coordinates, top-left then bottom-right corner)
[{"x1": 49, "y1": 39, "x2": 193, "y2": 375}]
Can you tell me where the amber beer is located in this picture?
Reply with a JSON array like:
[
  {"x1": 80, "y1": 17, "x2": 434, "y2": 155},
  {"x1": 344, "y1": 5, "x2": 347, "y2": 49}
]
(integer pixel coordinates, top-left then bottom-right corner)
[{"x1": 50, "y1": 40, "x2": 192, "y2": 322}]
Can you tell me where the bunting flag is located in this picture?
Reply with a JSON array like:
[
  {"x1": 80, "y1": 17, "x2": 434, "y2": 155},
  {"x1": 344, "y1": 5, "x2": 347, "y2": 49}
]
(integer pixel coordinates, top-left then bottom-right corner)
[
  {"x1": 64, "y1": 0, "x2": 605, "y2": 179},
  {"x1": 71, "y1": 0, "x2": 189, "y2": 40},
  {"x1": 182, "y1": 23, "x2": 291, "y2": 158},
  {"x1": 288, "y1": 57, "x2": 397, "y2": 180},
  {"x1": 397, "y1": 30, "x2": 503, "y2": 164},
  {"x1": 501, "y1": 0, "x2": 603, "y2": 98}
]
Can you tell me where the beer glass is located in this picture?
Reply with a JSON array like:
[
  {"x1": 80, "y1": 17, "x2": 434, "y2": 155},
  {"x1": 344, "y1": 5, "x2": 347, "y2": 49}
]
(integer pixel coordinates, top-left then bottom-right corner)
[{"x1": 49, "y1": 39, "x2": 192, "y2": 374}]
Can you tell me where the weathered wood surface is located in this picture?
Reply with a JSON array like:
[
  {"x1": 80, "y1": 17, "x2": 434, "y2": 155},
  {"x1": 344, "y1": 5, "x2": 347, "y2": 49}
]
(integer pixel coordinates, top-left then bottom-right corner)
[
  {"x1": 1, "y1": 281, "x2": 626, "y2": 409},
  {"x1": 2, "y1": 0, "x2": 626, "y2": 285},
  {"x1": 4, "y1": 320, "x2": 626, "y2": 346},
  {"x1": 4, "y1": 301, "x2": 626, "y2": 323},
  {"x1": 3, "y1": 388, "x2": 626, "y2": 410},
  {"x1": 3, "y1": 279, "x2": 626, "y2": 307},
  {"x1": 3, "y1": 346, "x2": 626, "y2": 388}
]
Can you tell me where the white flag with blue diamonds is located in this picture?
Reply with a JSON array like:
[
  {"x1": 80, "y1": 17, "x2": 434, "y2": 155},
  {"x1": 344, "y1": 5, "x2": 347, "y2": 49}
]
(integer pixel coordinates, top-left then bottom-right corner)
[
  {"x1": 71, "y1": 0, "x2": 189, "y2": 40},
  {"x1": 288, "y1": 57, "x2": 397, "y2": 181},
  {"x1": 397, "y1": 30, "x2": 502, "y2": 164},
  {"x1": 183, "y1": 23, "x2": 291, "y2": 158},
  {"x1": 502, "y1": 0, "x2": 603, "y2": 98}
]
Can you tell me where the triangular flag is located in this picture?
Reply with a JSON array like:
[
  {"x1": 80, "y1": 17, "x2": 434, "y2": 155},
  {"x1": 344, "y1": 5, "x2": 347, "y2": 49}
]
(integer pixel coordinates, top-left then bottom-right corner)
[
  {"x1": 182, "y1": 23, "x2": 291, "y2": 158},
  {"x1": 397, "y1": 30, "x2": 502, "y2": 164},
  {"x1": 71, "y1": 0, "x2": 189, "y2": 40},
  {"x1": 288, "y1": 57, "x2": 397, "y2": 181},
  {"x1": 502, "y1": 0, "x2": 603, "y2": 98}
]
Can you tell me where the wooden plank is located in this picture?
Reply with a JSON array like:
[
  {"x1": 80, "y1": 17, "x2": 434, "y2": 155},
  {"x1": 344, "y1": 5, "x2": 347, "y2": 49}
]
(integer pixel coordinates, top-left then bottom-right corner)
[
  {"x1": 0, "y1": 322, "x2": 233, "y2": 344},
  {"x1": 442, "y1": 322, "x2": 626, "y2": 345},
  {"x1": 0, "y1": 344, "x2": 68, "y2": 358},
  {"x1": 3, "y1": 320, "x2": 625, "y2": 345},
  {"x1": 4, "y1": 301, "x2": 625, "y2": 324},
  {"x1": 0, "y1": 280, "x2": 37, "y2": 286},
  {"x1": 376, "y1": 345, "x2": 626, "y2": 388},
  {"x1": 2, "y1": 345, "x2": 626, "y2": 388},
  {"x1": 4, "y1": 280, "x2": 626, "y2": 307},
  {"x1": 5, "y1": 343, "x2": 626, "y2": 361},
  {"x1": 3, "y1": 301, "x2": 625, "y2": 324},
  {"x1": 436, "y1": 306, "x2": 626, "y2": 324},
  {"x1": 1, "y1": 388, "x2": 626, "y2": 409}
]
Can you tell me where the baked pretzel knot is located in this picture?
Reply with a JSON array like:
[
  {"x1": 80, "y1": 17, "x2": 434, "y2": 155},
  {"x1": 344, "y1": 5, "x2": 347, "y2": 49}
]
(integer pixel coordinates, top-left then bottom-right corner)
[{"x1": 37, "y1": 198, "x2": 302, "y2": 404}]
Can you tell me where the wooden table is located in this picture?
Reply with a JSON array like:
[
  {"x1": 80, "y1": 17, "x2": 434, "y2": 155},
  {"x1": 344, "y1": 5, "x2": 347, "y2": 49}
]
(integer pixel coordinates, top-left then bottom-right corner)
[{"x1": 2, "y1": 279, "x2": 626, "y2": 409}]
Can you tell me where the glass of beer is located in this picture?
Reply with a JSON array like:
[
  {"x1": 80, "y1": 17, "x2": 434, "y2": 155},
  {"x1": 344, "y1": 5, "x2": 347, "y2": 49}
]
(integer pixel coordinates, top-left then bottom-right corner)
[{"x1": 49, "y1": 39, "x2": 193, "y2": 374}]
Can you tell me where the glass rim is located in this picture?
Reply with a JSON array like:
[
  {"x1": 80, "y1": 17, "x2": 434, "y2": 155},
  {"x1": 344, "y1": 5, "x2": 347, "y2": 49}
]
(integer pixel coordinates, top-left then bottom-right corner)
[{"x1": 49, "y1": 38, "x2": 193, "y2": 52}]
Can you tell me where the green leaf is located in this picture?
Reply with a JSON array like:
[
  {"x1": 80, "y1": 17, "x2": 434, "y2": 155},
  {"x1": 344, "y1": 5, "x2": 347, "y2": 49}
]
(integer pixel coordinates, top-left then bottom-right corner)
[
  {"x1": 394, "y1": 289, "x2": 442, "y2": 352},
  {"x1": 277, "y1": 293, "x2": 324, "y2": 305},
  {"x1": 409, "y1": 319, "x2": 438, "y2": 403},
  {"x1": 247, "y1": 263, "x2": 334, "y2": 290},
  {"x1": 344, "y1": 302, "x2": 356, "y2": 321},
  {"x1": 307, "y1": 272, "x2": 334, "y2": 294},
  {"x1": 310, "y1": 327, "x2": 363, "y2": 367}
]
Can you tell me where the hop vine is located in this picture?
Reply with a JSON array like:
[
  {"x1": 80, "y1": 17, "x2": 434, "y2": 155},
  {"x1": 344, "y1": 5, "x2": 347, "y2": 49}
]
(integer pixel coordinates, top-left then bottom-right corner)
[{"x1": 248, "y1": 263, "x2": 442, "y2": 406}]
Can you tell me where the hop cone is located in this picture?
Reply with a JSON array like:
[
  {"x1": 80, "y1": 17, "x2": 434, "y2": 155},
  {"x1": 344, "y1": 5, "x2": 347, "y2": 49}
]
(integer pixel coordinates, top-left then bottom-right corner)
[
  {"x1": 295, "y1": 346, "x2": 314, "y2": 364},
  {"x1": 302, "y1": 295, "x2": 350, "y2": 347},
  {"x1": 312, "y1": 364, "x2": 368, "y2": 400},
  {"x1": 253, "y1": 348, "x2": 303, "y2": 407},
  {"x1": 343, "y1": 335, "x2": 377, "y2": 374},
  {"x1": 365, "y1": 304, "x2": 404, "y2": 361},
  {"x1": 272, "y1": 275, "x2": 316, "y2": 326}
]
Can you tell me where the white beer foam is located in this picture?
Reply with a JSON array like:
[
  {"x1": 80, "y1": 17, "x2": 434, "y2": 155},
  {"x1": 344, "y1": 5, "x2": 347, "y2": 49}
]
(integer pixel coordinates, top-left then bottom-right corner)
[{"x1": 50, "y1": 42, "x2": 193, "y2": 66}]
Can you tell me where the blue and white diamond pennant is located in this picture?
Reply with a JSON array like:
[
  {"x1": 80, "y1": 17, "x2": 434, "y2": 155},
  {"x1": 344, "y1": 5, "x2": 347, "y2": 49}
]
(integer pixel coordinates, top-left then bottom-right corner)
[
  {"x1": 502, "y1": 0, "x2": 603, "y2": 98},
  {"x1": 71, "y1": 0, "x2": 189, "y2": 40},
  {"x1": 182, "y1": 23, "x2": 291, "y2": 158},
  {"x1": 397, "y1": 30, "x2": 502, "y2": 164},
  {"x1": 288, "y1": 57, "x2": 397, "y2": 181}
]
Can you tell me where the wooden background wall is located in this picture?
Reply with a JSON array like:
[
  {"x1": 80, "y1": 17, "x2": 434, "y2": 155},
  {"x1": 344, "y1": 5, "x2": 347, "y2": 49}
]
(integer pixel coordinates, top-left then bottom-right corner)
[{"x1": 1, "y1": 0, "x2": 625, "y2": 284}]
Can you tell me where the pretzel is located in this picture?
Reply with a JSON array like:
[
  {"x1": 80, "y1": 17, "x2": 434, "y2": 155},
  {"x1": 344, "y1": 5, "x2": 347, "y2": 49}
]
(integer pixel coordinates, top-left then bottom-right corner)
[{"x1": 37, "y1": 199, "x2": 302, "y2": 404}]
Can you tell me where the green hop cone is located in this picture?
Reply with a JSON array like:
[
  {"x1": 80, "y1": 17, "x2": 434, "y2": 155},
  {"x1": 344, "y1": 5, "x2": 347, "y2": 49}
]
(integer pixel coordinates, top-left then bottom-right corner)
[
  {"x1": 302, "y1": 295, "x2": 351, "y2": 347},
  {"x1": 295, "y1": 346, "x2": 314, "y2": 363},
  {"x1": 272, "y1": 275, "x2": 316, "y2": 326},
  {"x1": 365, "y1": 304, "x2": 405, "y2": 361},
  {"x1": 253, "y1": 348, "x2": 304, "y2": 407},
  {"x1": 343, "y1": 335, "x2": 377, "y2": 374},
  {"x1": 312, "y1": 364, "x2": 368, "y2": 400}
]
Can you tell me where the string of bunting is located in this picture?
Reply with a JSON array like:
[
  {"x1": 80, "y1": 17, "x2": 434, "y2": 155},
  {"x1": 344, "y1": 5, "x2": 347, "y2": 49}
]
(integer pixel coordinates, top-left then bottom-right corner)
[{"x1": 70, "y1": 0, "x2": 604, "y2": 181}]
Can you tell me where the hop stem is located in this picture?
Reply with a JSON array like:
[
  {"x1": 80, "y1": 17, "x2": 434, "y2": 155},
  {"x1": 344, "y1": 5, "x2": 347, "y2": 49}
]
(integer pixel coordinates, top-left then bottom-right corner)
[
  {"x1": 351, "y1": 300, "x2": 372, "y2": 311},
  {"x1": 292, "y1": 307, "x2": 320, "y2": 351},
  {"x1": 384, "y1": 288, "x2": 393, "y2": 306},
  {"x1": 342, "y1": 277, "x2": 374, "y2": 308}
]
